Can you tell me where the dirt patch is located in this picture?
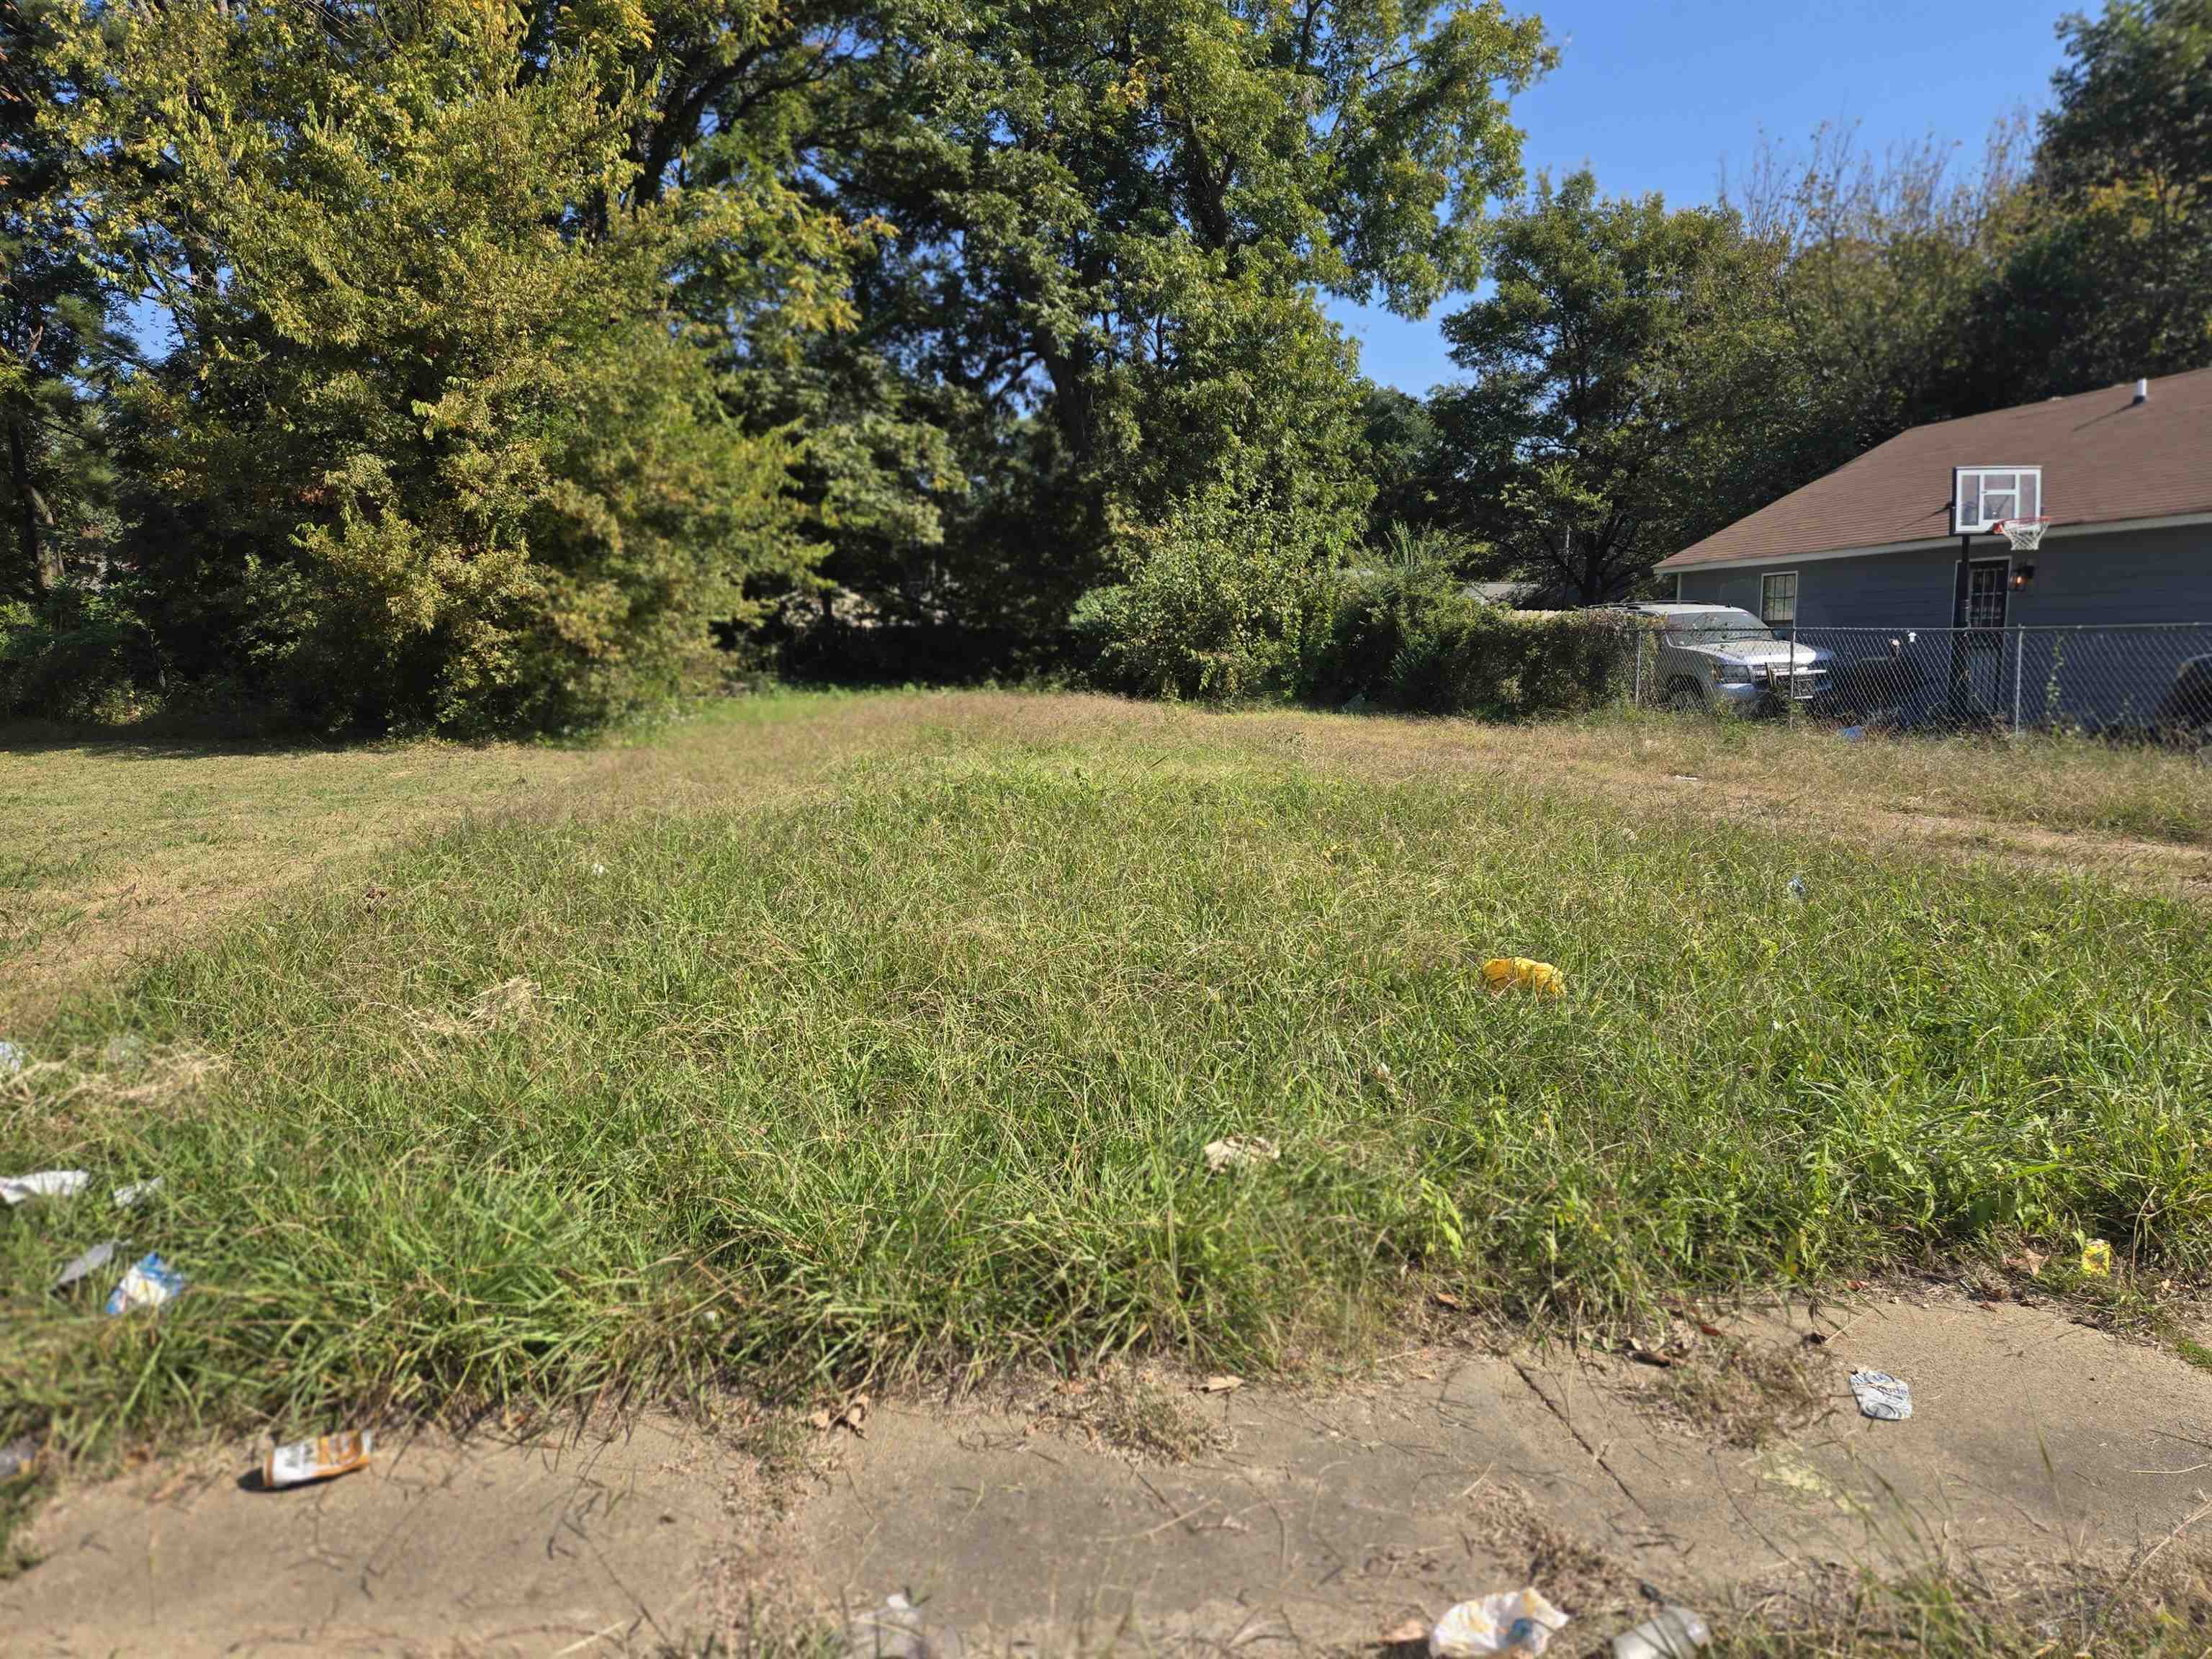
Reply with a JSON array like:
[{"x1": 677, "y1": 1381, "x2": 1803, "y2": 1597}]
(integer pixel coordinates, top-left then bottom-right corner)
[
  {"x1": 11, "y1": 1294, "x2": 2212, "y2": 1653},
  {"x1": 3, "y1": 1416, "x2": 768, "y2": 1655}
]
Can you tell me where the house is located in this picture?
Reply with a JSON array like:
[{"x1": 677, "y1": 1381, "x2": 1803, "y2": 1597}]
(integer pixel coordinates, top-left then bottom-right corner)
[{"x1": 1655, "y1": 368, "x2": 2212, "y2": 727}]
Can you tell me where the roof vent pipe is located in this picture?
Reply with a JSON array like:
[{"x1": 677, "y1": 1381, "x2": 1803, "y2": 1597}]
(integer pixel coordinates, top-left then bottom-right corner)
[{"x1": 2134, "y1": 377, "x2": 2149, "y2": 403}]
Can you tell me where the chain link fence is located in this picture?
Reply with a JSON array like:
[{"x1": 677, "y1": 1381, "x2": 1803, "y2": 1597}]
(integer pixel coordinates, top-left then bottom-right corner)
[{"x1": 1629, "y1": 620, "x2": 2212, "y2": 740}]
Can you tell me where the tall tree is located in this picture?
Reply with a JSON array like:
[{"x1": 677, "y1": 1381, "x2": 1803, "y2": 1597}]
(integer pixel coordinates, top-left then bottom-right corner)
[
  {"x1": 1, "y1": 0, "x2": 120, "y2": 598},
  {"x1": 1429, "y1": 171, "x2": 1798, "y2": 603},
  {"x1": 43, "y1": 0, "x2": 851, "y2": 732},
  {"x1": 1984, "y1": 0, "x2": 2212, "y2": 392},
  {"x1": 759, "y1": 0, "x2": 1553, "y2": 645},
  {"x1": 1727, "y1": 122, "x2": 2032, "y2": 464}
]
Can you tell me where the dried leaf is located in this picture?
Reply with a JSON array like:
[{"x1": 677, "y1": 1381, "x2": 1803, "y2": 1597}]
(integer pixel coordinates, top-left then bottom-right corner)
[
  {"x1": 1197, "y1": 1375, "x2": 1243, "y2": 1394},
  {"x1": 1381, "y1": 1618, "x2": 1429, "y2": 1646},
  {"x1": 808, "y1": 1409, "x2": 834, "y2": 1431},
  {"x1": 1203, "y1": 1136, "x2": 1280, "y2": 1174},
  {"x1": 1431, "y1": 1290, "x2": 1464, "y2": 1310}
]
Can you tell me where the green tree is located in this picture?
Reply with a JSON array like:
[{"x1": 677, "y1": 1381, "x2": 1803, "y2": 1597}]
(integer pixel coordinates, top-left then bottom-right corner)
[
  {"x1": 1354, "y1": 383, "x2": 1449, "y2": 542},
  {"x1": 1429, "y1": 171, "x2": 1797, "y2": 603},
  {"x1": 1729, "y1": 123, "x2": 2031, "y2": 465},
  {"x1": 1988, "y1": 0, "x2": 2212, "y2": 392},
  {"x1": 44, "y1": 0, "x2": 853, "y2": 732},
  {"x1": 1, "y1": 0, "x2": 121, "y2": 598},
  {"x1": 780, "y1": 0, "x2": 1552, "y2": 652}
]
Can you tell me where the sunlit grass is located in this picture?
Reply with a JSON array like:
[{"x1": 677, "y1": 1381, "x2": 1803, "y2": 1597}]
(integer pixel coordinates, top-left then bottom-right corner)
[{"x1": 4, "y1": 709, "x2": 2207, "y2": 1457}]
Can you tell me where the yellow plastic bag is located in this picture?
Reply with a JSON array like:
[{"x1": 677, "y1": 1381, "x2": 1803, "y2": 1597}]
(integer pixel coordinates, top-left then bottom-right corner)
[
  {"x1": 1482, "y1": 958, "x2": 1565, "y2": 998},
  {"x1": 2080, "y1": 1239, "x2": 2113, "y2": 1277}
]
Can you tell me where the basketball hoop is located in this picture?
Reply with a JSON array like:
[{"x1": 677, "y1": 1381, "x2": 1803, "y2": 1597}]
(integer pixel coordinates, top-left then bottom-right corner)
[{"x1": 1995, "y1": 517, "x2": 2049, "y2": 552}]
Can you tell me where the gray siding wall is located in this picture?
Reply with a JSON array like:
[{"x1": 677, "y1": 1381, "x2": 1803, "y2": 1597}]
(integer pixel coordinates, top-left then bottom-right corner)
[
  {"x1": 1673, "y1": 548, "x2": 1954, "y2": 625},
  {"x1": 2012, "y1": 523, "x2": 2212, "y2": 624},
  {"x1": 1670, "y1": 521, "x2": 2212, "y2": 627}
]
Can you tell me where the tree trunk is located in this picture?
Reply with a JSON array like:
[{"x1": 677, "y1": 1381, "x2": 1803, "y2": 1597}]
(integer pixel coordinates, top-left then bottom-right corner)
[
  {"x1": 6, "y1": 415, "x2": 48, "y2": 598},
  {"x1": 1040, "y1": 345, "x2": 1097, "y2": 464}
]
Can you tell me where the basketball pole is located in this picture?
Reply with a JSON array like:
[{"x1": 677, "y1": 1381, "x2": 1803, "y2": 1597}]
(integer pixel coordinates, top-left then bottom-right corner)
[{"x1": 1948, "y1": 532, "x2": 1973, "y2": 724}]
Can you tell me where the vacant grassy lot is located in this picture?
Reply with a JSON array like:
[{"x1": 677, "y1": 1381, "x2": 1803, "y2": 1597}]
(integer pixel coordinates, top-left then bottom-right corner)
[{"x1": 4, "y1": 693, "x2": 2210, "y2": 1455}]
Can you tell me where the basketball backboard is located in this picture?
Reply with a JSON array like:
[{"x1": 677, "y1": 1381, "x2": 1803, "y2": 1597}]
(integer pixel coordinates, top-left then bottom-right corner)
[{"x1": 1952, "y1": 465, "x2": 2041, "y2": 535}]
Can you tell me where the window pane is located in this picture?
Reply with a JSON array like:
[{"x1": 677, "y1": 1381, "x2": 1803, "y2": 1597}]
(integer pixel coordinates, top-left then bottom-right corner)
[
  {"x1": 1761, "y1": 572, "x2": 1797, "y2": 624},
  {"x1": 1968, "y1": 563, "x2": 2008, "y2": 628}
]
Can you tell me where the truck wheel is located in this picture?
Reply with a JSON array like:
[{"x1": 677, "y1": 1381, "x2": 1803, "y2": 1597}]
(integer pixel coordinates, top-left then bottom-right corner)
[{"x1": 1666, "y1": 678, "x2": 1706, "y2": 711}]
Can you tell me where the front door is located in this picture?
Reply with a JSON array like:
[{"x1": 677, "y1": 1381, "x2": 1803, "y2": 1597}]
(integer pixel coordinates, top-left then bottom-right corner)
[
  {"x1": 1966, "y1": 558, "x2": 2010, "y2": 631},
  {"x1": 1965, "y1": 557, "x2": 2010, "y2": 712}
]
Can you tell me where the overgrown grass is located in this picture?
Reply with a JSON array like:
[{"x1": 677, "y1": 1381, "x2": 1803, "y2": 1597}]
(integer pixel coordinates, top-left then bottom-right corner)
[
  {"x1": 4, "y1": 703, "x2": 2210, "y2": 1455},
  {"x1": 1559, "y1": 708, "x2": 2212, "y2": 847}
]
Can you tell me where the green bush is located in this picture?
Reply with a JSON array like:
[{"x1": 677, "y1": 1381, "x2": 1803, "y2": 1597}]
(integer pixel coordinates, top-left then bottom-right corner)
[
  {"x1": 1303, "y1": 559, "x2": 1645, "y2": 718},
  {"x1": 0, "y1": 587, "x2": 161, "y2": 724},
  {"x1": 1082, "y1": 472, "x2": 1349, "y2": 702}
]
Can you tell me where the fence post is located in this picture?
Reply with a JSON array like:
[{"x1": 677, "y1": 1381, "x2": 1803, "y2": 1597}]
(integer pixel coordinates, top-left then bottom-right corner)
[
  {"x1": 1634, "y1": 629, "x2": 1644, "y2": 708},
  {"x1": 2011, "y1": 627, "x2": 2023, "y2": 734},
  {"x1": 1788, "y1": 619, "x2": 1798, "y2": 724}
]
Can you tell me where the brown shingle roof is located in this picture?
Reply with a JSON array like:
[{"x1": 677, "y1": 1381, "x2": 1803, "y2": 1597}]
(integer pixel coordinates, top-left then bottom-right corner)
[{"x1": 1657, "y1": 367, "x2": 2212, "y2": 571}]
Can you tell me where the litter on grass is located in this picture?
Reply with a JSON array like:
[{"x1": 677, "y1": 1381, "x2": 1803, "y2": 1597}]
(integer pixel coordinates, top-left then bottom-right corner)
[
  {"x1": 1202, "y1": 1135, "x2": 1280, "y2": 1174},
  {"x1": 0, "y1": 1435, "x2": 36, "y2": 1480},
  {"x1": 1196, "y1": 1375, "x2": 1244, "y2": 1395},
  {"x1": 264, "y1": 1431, "x2": 374, "y2": 1490},
  {"x1": 1429, "y1": 1589, "x2": 1570, "y2": 1658},
  {"x1": 1849, "y1": 1369, "x2": 1912, "y2": 1421},
  {"x1": 112, "y1": 1179, "x2": 162, "y2": 1209},
  {"x1": 0, "y1": 1040, "x2": 23, "y2": 1076},
  {"x1": 2081, "y1": 1239, "x2": 2113, "y2": 1276},
  {"x1": 2, "y1": 1170, "x2": 90, "y2": 1206},
  {"x1": 104, "y1": 1251, "x2": 186, "y2": 1315},
  {"x1": 838, "y1": 1591, "x2": 963, "y2": 1659},
  {"x1": 52, "y1": 1239, "x2": 118, "y2": 1293},
  {"x1": 1786, "y1": 875, "x2": 1808, "y2": 903},
  {"x1": 1838, "y1": 726, "x2": 1866, "y2": 742},
  {"x1": 1612, "y1": 1606, "x2": 1710, "y2": 1659},
  {"x1": 1480, "y1": 958, "x2": 1565, "y2": 998}
]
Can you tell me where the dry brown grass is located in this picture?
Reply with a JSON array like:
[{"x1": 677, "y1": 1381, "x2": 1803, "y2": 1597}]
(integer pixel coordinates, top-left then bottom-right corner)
[
  {"x1": 0, "y1": 693, "x2": 935, "y2": 1023},
  {"x1": 1025, "y1": 1366, "x2": 1234, "y2": 1464}
]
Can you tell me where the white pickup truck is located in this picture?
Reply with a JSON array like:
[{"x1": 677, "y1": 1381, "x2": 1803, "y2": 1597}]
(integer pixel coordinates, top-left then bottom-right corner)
[{"x1": 1619, "y1": 603, "x2": 1833, "y2": 712}]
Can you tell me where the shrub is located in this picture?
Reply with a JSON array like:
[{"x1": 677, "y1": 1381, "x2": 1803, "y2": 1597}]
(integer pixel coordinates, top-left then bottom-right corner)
[
  {"x1": 0, "y1": 586, "x2": 161, "y2": 724},
  {"x1": 1303, "y1": 563, "x2": 1645, "y2": 718},
  {"x1": 1084, "y1": 472, "x2": 1349, "y2": 702}
]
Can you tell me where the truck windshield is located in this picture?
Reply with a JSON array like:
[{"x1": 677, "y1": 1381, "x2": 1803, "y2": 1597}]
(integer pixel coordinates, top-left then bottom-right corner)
[{"x1": 1663, "y1": 608, "x2": 1775, "y2": 642}]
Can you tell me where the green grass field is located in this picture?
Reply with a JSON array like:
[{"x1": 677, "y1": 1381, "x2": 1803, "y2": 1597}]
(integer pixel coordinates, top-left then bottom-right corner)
[{"x1": 4, "y1": 694, "x2": 2210, "y2": 1456}]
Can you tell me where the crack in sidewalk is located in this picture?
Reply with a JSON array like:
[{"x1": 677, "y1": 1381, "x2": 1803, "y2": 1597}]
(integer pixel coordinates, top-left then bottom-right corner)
[{"x1": 1511, "y1": 1360, "x2": 1649, "y2": 1519}]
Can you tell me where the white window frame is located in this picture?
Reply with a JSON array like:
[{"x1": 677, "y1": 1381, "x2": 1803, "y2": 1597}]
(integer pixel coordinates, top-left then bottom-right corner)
[
  {"x1": 1952, "y1": 466, "x2": 2042, "y2": 534},
  {"x1": 1760, "y1": 569, "x2": 1799, "y2": 626}
]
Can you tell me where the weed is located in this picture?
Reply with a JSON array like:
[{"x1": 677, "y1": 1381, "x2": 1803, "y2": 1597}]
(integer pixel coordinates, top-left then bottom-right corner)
[
  {"x1": 1719, "y1": 1553, "x2": 2212, "y2": 1657},
  {"x1": 1036, "y1": 1369, "x2": 1231, "y2": 1463}
]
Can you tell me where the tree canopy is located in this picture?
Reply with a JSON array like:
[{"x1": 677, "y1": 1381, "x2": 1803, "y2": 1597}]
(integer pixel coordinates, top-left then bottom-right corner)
[{"x1": 1, "y1": 0, "x2": 2205, "y2": 725}]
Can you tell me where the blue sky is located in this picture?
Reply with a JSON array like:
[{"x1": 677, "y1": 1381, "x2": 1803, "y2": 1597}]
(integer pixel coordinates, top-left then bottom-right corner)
[{"x1": 1334, "y1": 0, "x2": 2077, "y2": 394}]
